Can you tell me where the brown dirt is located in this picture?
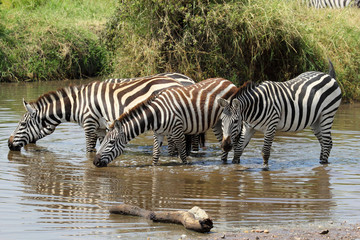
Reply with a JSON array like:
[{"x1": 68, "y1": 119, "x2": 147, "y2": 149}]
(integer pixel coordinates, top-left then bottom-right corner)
[{"x1": 200, "y1": 222, "x2": 360, "y2": 240}]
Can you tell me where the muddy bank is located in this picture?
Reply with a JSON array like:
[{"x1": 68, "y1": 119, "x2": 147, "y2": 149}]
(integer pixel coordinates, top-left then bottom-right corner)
[{"x1": 201, "y1": 222, "x2": 360, "y2": 240}]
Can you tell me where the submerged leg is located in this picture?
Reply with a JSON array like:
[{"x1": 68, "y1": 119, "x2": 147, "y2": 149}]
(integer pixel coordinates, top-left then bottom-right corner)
[
  {"x1": 311, "y1": 115, "x2": 335, "y2": 164},
  {"x1": 262, "y1": 124, "x2": 277, "y2": 166},
  {"x1": 84, "y1": 121, "x2": 99, "y2": 152},
  {"x1": 153, "y1": 134, "x2": 164, "y2": 165},
  {"x1": 233, "y1": 125, "x2": 255, "y2": 164},
  {"x1": 167, "y1": 136, "x2": 178, "y2": 156},
  {"x1": 212, "y1": 120, "x2": 228, "y2": 162},
  {"x1": 191, "y1": 135, "x2": 199, "y2": 152}
]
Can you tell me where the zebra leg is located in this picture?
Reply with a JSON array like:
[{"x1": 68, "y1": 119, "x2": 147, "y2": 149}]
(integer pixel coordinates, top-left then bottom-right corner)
[
  {"x1": 191, "y1": 135, "x2": 200, "y2": 151},
  {"x1": 212, "y1": 120, "x2": 228, "y2": 162},
  {"x1": 311, "y1": 116, "x2": 334, "y2": 164},
  {"x1": 153, "y1": 134, "x2": 164, "y2": 165},
  {"x1": 233, "y1": 126, "x2": 255, "y2": 164},
  {"x1": 185, "y1": 134, "x2": 192, "y2": 156},
  {"x1": 167, "y1": 136, "x2": 178, "y2": 156},
  {"x1": 171, "y1": 128, "x2": 188, "y2": 164},
  {"x1": 84, "y1": 121, "x2": 99, "y2": 152},
  {"x1": 262, "y1": 125, "x2": 277, "y2": 166}
]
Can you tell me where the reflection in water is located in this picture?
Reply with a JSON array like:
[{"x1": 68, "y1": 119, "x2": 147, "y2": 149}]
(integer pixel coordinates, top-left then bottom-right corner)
[
  {"x1": 1, "y1": 80, "x2": 360, "y2": 239},
  {"x1": 7, "y1": 140, "x2": 335, "y2": 232}
]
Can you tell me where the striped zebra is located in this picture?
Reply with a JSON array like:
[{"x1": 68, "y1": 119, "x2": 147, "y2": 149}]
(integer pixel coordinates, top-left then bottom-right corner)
[
  {"x1": 93, "y1": 78, "x2": 238, "y2": 167},
  {"x1": 105, "y1": 72, "x2": 205, "y2": 152},
  {"x1": 8, "y1": 76, "x2": 193, "y2": 152},
  {"x1": 105, "y1": 72, "x2": 195, "y2": 86},
  {"x1": 304, "y1": 0, "x2": 360, "y2": 8},
  {"x1": 218, "y1": 61, "x2": 342, "y2": 165}
]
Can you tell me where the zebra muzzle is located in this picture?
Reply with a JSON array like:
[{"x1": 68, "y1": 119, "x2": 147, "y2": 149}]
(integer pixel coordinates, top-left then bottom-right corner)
[
  {"x1": 221, "y1": 136, "x2": 233, "y2": 152},
  {"x1": 93, "y1": 154, "x2": 108, "y2": 167},
  {"x1": 8, "y1": 136, "x2": 22, "y2": 151}
]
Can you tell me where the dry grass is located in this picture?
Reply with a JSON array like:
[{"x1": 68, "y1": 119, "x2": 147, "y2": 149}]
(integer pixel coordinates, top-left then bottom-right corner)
[{"x1": 104, "y1": 0, "x2": 359, "y2": 101}]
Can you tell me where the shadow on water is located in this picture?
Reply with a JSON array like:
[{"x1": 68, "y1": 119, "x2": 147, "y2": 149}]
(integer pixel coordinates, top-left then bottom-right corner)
[{"x1": 1, "y1": 80, "x2": 360, "y2": 239}]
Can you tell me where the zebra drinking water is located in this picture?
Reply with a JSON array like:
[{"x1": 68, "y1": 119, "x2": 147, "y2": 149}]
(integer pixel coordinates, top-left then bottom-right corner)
[
  {"x1": 104, "y1": 72, "x2": 205, "y2": 152},
  {"x1": 218, "y1": 61, "x2": 342, "y2": 165},
  {"x1": 94, "y1": 78, "x2": 238, "y2": 167},
  {"x1": 8, "y1": 75, "x2": 194, "y2": 152}
]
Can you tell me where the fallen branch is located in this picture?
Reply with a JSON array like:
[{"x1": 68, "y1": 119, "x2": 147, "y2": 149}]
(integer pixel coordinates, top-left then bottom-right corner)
[{"x1": 109, "y1": 204, "x2": 213, "y2": 233}]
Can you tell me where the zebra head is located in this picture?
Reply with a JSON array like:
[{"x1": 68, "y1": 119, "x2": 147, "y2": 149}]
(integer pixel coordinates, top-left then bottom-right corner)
[
  {"x1": 218, "y1": 98, "x2": 241, "y2": 152},
  {"x1": 94, "y1": 119, "x2": 126, "y2": 167},
  {"x1": 8, "y1": 99, "x2": 56, "y2": 151}
]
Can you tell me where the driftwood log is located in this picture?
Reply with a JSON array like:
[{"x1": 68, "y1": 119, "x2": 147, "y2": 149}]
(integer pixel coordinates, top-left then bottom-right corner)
[{"x1": 109, "y1": 204, "x2": 213, "y2": 233}]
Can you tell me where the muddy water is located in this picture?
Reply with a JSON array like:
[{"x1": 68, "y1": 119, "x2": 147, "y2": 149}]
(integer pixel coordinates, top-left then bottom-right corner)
[{"x1": 0, "y1": 80, "x2": 359, "y2": 239}]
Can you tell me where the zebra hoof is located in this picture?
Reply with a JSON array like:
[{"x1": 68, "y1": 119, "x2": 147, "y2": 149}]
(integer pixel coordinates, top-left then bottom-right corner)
[
  {"x1": 320, "y1": 160, "x2": 329, "y2": 164},
  {"x1": 232, "y1": 159, "x2": 240, "y2": 164},
  {"x1": 262, "y1": 164, "x2": 269, "y2": 170}
]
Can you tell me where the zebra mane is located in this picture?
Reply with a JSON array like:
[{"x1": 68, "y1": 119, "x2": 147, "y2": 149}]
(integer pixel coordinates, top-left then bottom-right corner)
[
  {"x1": 235, "y1": 81, "x2": 256, "y2": 96},
  {"x1": 28, "y1": 83, "x2": 87, "y2": 107},
  {"x1": 110, "y1": 92, "x2": 159, "y2": 128}
]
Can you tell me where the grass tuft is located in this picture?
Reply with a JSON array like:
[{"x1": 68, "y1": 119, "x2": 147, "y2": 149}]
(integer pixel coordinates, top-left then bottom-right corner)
[
  {"x1": 0, "y1": 0, "x2": 116, "y2": 81},
  {"x1": 103, "y1": 0, "x2": 359, "y2": 102}
]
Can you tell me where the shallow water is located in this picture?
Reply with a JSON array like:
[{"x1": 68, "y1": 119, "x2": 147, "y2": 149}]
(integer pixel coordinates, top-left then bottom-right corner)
[{"x1": 0, "y1": 80, "x2": 359, "y2": 239}]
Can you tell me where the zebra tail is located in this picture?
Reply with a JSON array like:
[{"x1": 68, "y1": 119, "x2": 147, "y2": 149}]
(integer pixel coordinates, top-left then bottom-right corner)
[{"x1": 328, "y1": 59, "x2": 336, "y2": 79}]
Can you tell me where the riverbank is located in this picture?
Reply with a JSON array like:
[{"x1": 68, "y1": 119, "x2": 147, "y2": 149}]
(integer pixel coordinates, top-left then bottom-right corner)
[
  {"x1": 203, "y1": 222, "x2": 360, "y2": 240},
  {"x1": 0, "y1": 0, "x2": 116, "y2": 81},
  {"x1": 1, "y1": 0, "x2": 359, "y2": 101}
]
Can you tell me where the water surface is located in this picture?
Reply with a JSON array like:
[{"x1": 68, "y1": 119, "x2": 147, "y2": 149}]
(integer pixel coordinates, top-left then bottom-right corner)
[{"x1": 0, "y1": 80, "x2": 359, "y2": 239}]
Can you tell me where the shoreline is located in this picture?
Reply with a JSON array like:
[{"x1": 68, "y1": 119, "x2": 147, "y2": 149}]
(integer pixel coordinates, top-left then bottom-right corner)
[{"x1": 201, "y1": 222, "x2": 360, "y2": 240}]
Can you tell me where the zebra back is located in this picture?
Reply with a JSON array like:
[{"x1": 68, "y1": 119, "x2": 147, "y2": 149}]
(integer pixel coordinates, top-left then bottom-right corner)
[
  {"x1": 104, "y1": 72, "x2": 195, "y2": 86},
  {"x1": 109, "y1": 78, "x2": 238, "y2": 135}
]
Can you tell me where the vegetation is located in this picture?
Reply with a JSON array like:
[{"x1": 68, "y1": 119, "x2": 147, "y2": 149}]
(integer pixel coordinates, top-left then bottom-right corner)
[
  {"x1": 104, "y1": 0, "x2": 360, "y2": 101},
  {"x1": 1, "y1": 0, "x2": 359, "y2": 101},
  {"x1": 0, "y1": 0, "x2": 116, "y2": 81}
]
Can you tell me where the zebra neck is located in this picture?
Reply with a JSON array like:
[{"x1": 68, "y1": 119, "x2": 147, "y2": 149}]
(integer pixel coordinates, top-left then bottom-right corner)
[
  {"x1": 34, "y1": 86, "x2": 80, "y2": 125},
  {"x1": 238, "y1": 88, "x2": 259, "y2": 120},
  {"x1": 121, "y1": 105, "x2": 155, "y2": 143}
]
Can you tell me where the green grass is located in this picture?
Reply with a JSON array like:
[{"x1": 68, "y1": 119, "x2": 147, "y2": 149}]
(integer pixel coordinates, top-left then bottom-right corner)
[
  {"x1": 0, "y1": 0, "x2": 116, "y2": 81},
  {"x1": 103, "y1": 0, "x2": 360, "y2": 102},
  {"x1": 1, "y1": 0, "x2": 359, "y2": 101}
]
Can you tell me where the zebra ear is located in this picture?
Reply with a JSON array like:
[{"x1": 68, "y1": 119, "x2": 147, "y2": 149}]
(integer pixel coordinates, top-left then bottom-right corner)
[
  {"x1": 99, "y1": 117, "x2": 111, "y2": 130},
  {"x1": 218, "y1": 98, "x2": 229, "y2": 108},
  {"x1": 23, "y1": 98, "x2": 36, "y2": 114},
  {"x1": 232, "y1": 99, "x2": 241, "y2": 109}
]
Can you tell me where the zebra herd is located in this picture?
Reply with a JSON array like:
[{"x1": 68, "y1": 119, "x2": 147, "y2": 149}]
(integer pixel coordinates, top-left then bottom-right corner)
[{"x1": 9, "y1": 62, "x2": 342, "y2": 167}]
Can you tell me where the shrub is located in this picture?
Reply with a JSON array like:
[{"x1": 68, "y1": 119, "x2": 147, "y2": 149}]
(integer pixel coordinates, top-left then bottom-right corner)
[{"x1": 104, "y1": 0, "x2": 359, "y2": 101}]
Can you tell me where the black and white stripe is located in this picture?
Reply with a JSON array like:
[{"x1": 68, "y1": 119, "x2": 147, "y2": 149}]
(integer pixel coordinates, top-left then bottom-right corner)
[
  {"x1": 94, "y1": 78, "x2": 238, "y2": 167},
  {"x1": 105, "y1": 72, "x2": 195, "y2": 86},
  {"x1": 8, "y1": 76, "x2": 194, "y2": 152},
  {"x1": 305, "y1": 0, "x2": 360, "y2": 8},
  {"x1": 218, "y1": 61, "x2": 342, "y2": 165}
]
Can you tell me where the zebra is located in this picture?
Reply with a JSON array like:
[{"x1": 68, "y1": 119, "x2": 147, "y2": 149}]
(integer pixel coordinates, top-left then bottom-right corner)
[
  {"x1": 93, "y1": 78, "x2": 238, "y2": 167},
  {"x1": 105, "y1": 72, "x2": 195, "y2": 86},
  {"x1": 8, "y1": 76, "x2": 194, "y2": 152},
  {"x1": 105, "y1": 72, "x2": 205, "y2": 152},
  {"x1": 218, "y1": 61, "x2": 342, "y2": 165},
  {"x1": 304, "y1": 0, "x2": 360, "y2": 8}
]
